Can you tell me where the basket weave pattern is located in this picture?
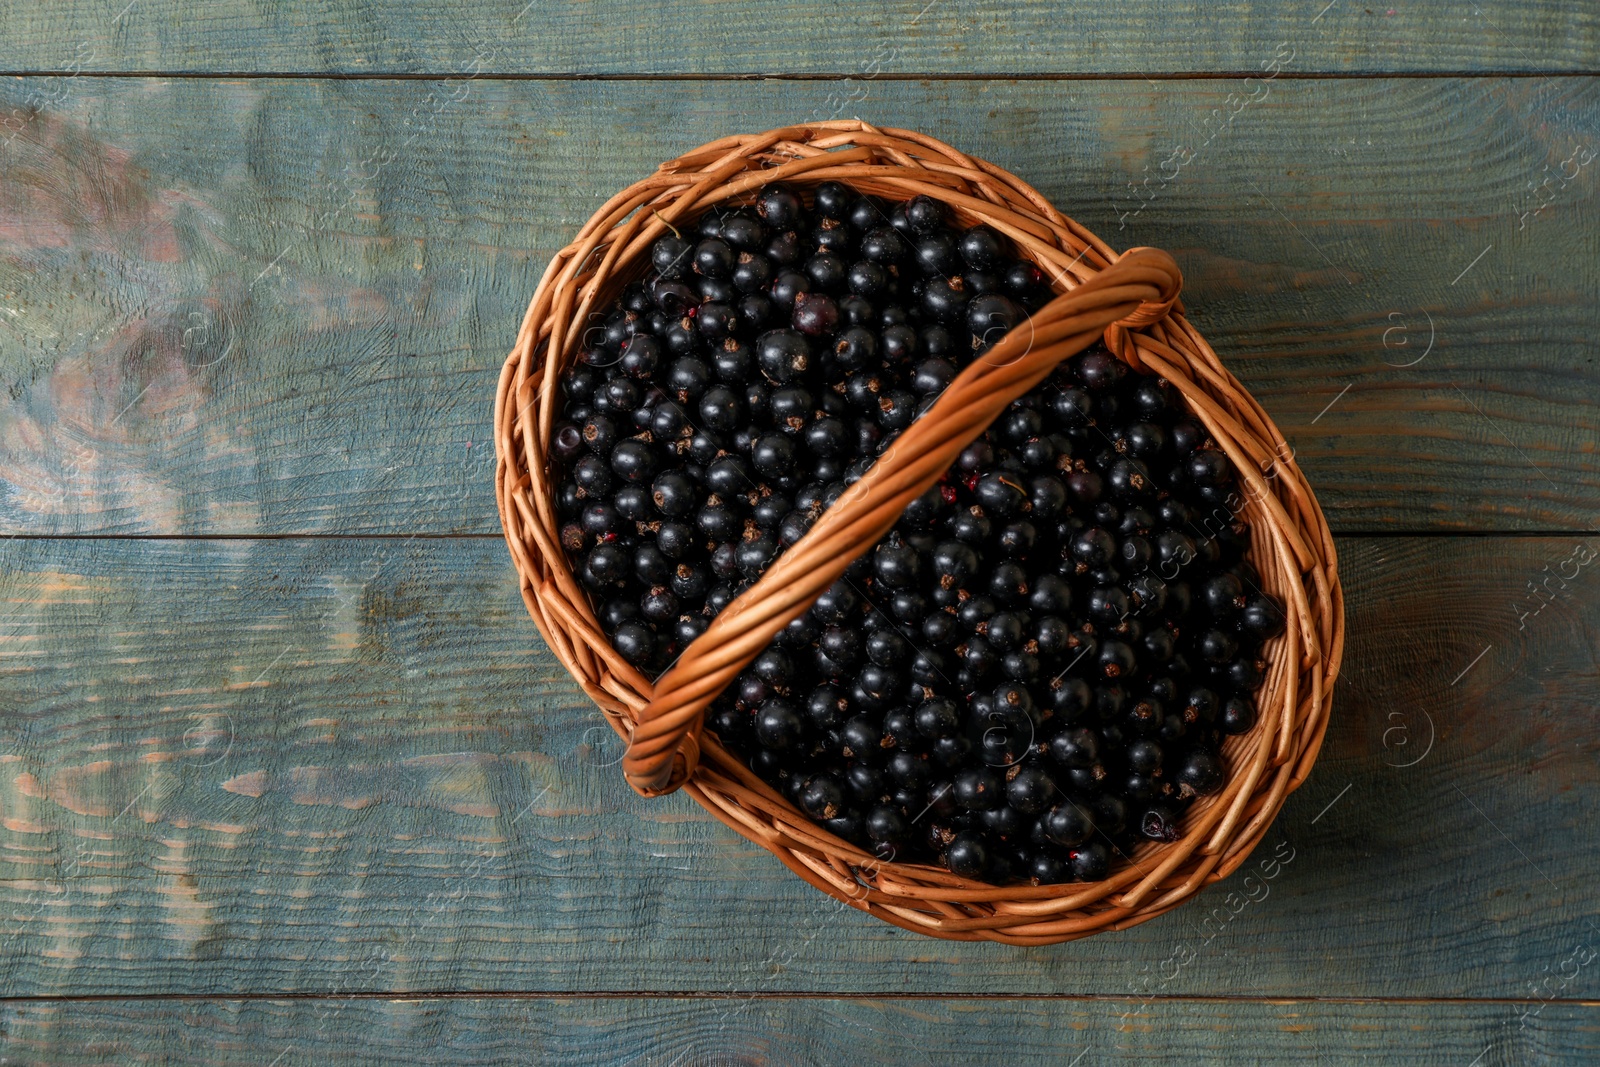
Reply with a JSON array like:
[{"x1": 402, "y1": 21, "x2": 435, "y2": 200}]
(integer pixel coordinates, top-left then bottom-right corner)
[{"x1": 495, "y1": 122, "x2": 1343, "y2": 944}]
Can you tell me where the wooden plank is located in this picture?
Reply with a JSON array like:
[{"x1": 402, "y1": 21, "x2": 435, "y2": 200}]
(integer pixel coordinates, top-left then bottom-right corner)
[
  {"x1": 1, "y1": 76, "x2": 1596, "y2": 535},
  {"x1": 1, "y1": 994, "x2": 1594, "y2": 1065},
  {"x1": 0, "y1": 535, "x2": 1596, "y2": 999},
  {"x1": 0, "y1": 1, "x2": 1595, "y2": 75},
  {"x1": 1, "y1": 76, "x2": 1597, "y2": 538}
]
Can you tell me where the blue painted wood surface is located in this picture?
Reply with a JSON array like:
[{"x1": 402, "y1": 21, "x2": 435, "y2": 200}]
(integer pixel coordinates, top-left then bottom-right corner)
[
  {"x1": 0, "y1": 0, "x2": 1594, "y2": 74},
  {"x1": 0, "y1": 77, "x2": 1594, "y2": 535},
  {"x1": 0, "y1": 4, "x2": 1597, "y2": 1064}
]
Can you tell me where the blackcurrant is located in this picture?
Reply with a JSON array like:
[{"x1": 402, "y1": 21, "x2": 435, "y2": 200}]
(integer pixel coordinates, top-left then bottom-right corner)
[
  {"x1": 942, "y1": 832, "x2": 988, "y2": 879},
  {"x1": 755, "y1": 699, "x2": 805, "y2": 748},
  {"x1": 1041, "y1": 801, "x2": 1092, "y2": 848}
]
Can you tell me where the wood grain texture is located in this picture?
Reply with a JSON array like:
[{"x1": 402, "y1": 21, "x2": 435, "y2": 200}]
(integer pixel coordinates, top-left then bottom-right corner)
[
  {"x1": 1, "y1": 995, "x2": 1595, "y2": 1066},
  {"x1": 0, "y1": 77, "x2": 1596, "y2": 536},
  {"x1": 0, "y1": 535, "x2": 1595, "y2": 998},
  {"x1": 0, "y1": 0, "x2": 1596, "y2": 75}
]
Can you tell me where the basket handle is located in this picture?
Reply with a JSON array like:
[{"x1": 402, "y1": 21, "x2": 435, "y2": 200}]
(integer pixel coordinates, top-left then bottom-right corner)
[{"x1": 622, "y1": 247, "x2": 1184, "y2": 796}]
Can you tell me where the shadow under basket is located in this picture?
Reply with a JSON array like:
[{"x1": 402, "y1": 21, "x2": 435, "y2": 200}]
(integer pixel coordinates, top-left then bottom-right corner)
[{"x1": 494, "y1": 121, "x2": 1344, "y2": 945}]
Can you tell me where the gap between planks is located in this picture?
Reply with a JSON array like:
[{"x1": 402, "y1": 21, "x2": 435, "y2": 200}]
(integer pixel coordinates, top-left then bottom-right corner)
[
  {"x1": 1, "y1": 992, "x2": 1598, "y2": 1006},
  {"x1": 0, "y1": 70, "x2": 1595, "y2": 81}
]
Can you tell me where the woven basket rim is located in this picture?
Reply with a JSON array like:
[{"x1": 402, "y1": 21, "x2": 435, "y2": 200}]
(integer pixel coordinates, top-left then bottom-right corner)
[{"x1": 494, "y1": 120, "x2": 1344, "y2": 945}]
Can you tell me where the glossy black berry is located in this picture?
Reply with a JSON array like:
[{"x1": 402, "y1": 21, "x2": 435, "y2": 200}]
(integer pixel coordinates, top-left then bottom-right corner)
[
  {"x1": 905, "y1": 195, "x2": 946, "y2": 234},
  {"x1": 1221, "y1": 696, "x2": 1257, "y2": 735},
  {"x1": 609, "y1": 439, "x2": 657, "y2": 483},
  {"x1": 1176, "y1": 750, "x2": 1224, "y2": 797},
  {"x1": 666, "y1": 357, "x2": 710, "y2": 401},
  {"x1": 1006, "y1": 766, "x2": 1057, "y2": 814},
  {"x1": 651, "y1": 236, "x2": 691, "y2": 278},
  {"x1": 751, "y1": 434, "x2": 796, "y2": 478},
  {"x1": 866, "y1": 804, "x2": 908, "y2": 843},
  {"x1": 860, "y1": 227, "x2": 909, "y2": 265},
  {"x1": 921, "y1": 276, "x2": 968, "y2": 325},
  {"x1": 719, "y1": 212, "x2": 767, "y2": 249},
  {"x1": 973, "y1": 472, "x2": 1028, "y2": 517},
  {"x1": 757, "y1": 186, "x2": 803, "y2": 229},
  {"x1": 944, "y1": 832, "x2": 990, "y2": 878},
  {"x1": 958, "y1": 226, "x2": 1004, "y2": 270},
  {"x1": 1199, "y1": 629, "x2": 1240, "y2": 665},
  {"x1": 650, "y1": 471, "x2": 696, "y2": 517},
  {"x1": 949, "y1": 766, "x2": 1000, "y2": 811},
  {"x1": 733, "y1": 250, "x2": 774, "y2": 294},
  {"x1": 1041, "y1": 801, "x2": 1092, "y2": 848},
  {"x1": 913, "y1": 697, "x2": 960, "y2": 739},
  {"x1": 1070, "y1": 842, "x2": 1110, "y2": 881},
  {"x1": 847, "y1": 259, "x2": 888, "y2": 296},
  {"x1": 967, "y1": 293, "x2": 1025, "y2": 345},
  {"x1": 799, "y1": 774, "x2": 845, "y2": 819},
  {"x1": 755, "y1": 329, "x2": 811, "y2": 383},
  {"x1": 755, "y1": 699, "x2": 805, "y2": 748},
  {"x1": 693, "y1": 238, "x2": 734, "y2": 279},
  {"x1": 812, "y1": 181, "x2": 852, "y2": 219},
  {"x1": 792, "y1": 291, "x2": 839, "y2": 337},
  {"x1": 1240, "y1": 594, "x2": 1287, "y2": 639},
  {"x1": 1049, "y1": 727, "x2": 1099, "y2": 768},
  {"x1": 612, "y1": 621, "x2": 655, "y2": 665},
  {"x1": 913, "y1": 232, "x2": 959, "y2": 276}
]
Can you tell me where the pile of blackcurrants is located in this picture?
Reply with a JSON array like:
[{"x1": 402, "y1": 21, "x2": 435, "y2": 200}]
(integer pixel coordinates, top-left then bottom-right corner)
[{"x1": 551, "y1": 181, "x2": 1286, "y2": 885}]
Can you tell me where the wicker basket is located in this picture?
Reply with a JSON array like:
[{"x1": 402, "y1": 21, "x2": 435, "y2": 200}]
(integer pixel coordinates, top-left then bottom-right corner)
[{"x1": 494, "y1": 121, "x2": 1343, "y2": 945}]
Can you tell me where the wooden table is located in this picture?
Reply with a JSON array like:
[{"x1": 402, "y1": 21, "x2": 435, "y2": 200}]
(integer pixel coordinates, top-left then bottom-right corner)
[{"x1": 1, "y1": 4, "x2": 1596, "y2": 1062}]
